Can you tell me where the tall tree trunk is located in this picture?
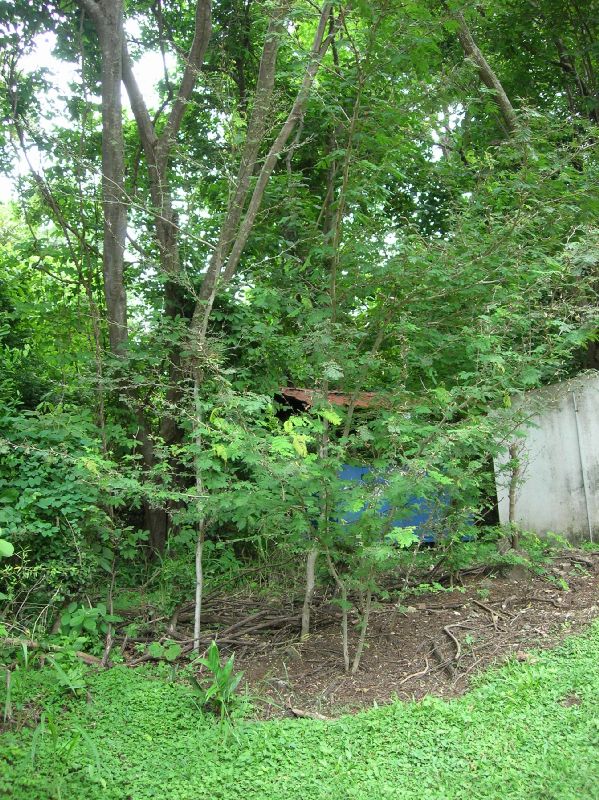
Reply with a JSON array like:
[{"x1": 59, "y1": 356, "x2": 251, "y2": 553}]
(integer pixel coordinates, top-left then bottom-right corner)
[
  {"x1": 80, "y1": 0, "x2": 128, "y2": 352},
  {"x1": 122, "y1": 0, "x2": 212, "y2": 451}
]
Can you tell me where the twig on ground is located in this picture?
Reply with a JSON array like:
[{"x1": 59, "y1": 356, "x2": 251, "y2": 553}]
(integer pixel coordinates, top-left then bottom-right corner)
[
  {"x1": 287, "y1": 704, "x2": 330, "y2": 721},
  {"x1": 399, "y1": 656, "x2": 430, "y2": 685},
  {"x1": 443, "y1": 625, "x2": 463, "y2": 662},
  {"x1": 429, "y1": 639, "x2": 455, "y2": 678}
]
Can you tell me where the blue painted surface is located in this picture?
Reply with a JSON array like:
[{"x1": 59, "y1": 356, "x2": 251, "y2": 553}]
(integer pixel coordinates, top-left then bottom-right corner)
[{"x1": 336, "y1": 464, "x2": 445, "y2": 542}]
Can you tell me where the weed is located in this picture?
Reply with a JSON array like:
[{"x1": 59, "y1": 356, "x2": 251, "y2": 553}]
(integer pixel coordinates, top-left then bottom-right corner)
[
  {"x1": 59, "y1": 603, "x2": 122, "y2": 644},
  {"x1": 31, "y1": 708, "x2": 106, "y2": 795},
  {"x1": 189, "y1": 641, "x2": 246, "y2": 723}
]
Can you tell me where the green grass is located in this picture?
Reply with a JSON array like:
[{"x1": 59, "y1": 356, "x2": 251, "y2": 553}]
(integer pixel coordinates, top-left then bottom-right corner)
[{"x1": 1, "y1": 623, "x2": 599, "y2": 800}]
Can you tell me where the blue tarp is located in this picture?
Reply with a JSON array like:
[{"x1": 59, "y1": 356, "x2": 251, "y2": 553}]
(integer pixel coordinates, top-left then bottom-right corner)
[{"x1": 336, "y1": 464, "x2": 445, "y2": 542}]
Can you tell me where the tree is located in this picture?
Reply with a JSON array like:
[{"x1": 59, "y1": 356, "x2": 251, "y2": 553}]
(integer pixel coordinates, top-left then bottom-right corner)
[{"x1": 0, "y1": 0, "x2": 596, "y2": 664}]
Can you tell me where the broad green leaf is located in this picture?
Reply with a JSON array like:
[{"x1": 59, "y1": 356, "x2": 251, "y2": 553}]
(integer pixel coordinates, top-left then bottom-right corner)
[{"x1": 0, "y1": 539, "x2": 14, "y2": 558}]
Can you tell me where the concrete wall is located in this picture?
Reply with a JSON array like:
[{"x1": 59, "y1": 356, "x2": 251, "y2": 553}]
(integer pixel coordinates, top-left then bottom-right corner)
[{"x1": 494, "y1": 371, "x2": 599, "y2": 543}]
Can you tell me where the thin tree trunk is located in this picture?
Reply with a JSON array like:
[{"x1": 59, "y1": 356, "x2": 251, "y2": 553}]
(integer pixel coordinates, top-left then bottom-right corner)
[
  {"x1": 300, "y1": 546, "x2": 318, "y2": 640},
  {"x1": 193, "y1": 526, "x2": 205, "y2": 651},
  {"x1": 508, "y1": 442, "x2": 520, "y2": 549},
  {"x1": 101, "y1": 557, "x2": 117, "y2": 667},
  {"x1": 339, "y1": 584, "x2": 350, "y2": 674},
  {"x1": 351, "y1": 584, "x2": 372, "y2": 675},
  {"x1": 326, "y1": 551, "x2": 350, "y2": 673},
  {"x1": 193, "y1": 372, "x2": 205, "y2": 652}
]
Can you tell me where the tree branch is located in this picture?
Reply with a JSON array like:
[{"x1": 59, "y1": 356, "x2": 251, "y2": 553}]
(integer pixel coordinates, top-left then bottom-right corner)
[
  {"x1": 193, "y1": 1, "x2": 289, "y2": 314},
  {"x1": 191, "y1": 2, "x2": 343, "y2": 341},
  {"x1": 156, "y1": 0, "x2": 212, "y2": 167},
  {"x1": 77, "y1": 0, "x2": 101, "y2": 24},
  {"x1": 122, "y1": 45, "x2": 159, "y2": 162},
  {"x1": 452, "y1": 7, "x2": 518, "y2": 135}
]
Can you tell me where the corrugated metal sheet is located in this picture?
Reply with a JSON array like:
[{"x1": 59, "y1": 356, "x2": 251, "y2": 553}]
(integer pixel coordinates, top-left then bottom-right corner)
[{"x1": 280, "y1": 387, "x2": 382, "y2": 409}]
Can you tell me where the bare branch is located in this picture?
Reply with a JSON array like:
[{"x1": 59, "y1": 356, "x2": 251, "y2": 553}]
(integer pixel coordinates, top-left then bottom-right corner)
[
  {"x1": 122, "y1": 45, "x2": 159, "y2": 161},
  {"x1": 157, "y1": 0, "x2": 212, "y2": 167},
  {"x1": 192, "y1": 2, "x2": 343, "y2": 341},
  {"x1": 222, "y1": 3, "x2": 339, "y2": 277},
  {"x1": 194, "y1": 2, "x2": 289, "y2": 312}
]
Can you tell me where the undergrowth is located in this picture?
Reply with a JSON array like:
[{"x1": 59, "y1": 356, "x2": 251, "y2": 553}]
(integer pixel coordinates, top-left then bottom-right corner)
[{"x1": 1, "y1": 621, "x2": 598, "y2": 799}]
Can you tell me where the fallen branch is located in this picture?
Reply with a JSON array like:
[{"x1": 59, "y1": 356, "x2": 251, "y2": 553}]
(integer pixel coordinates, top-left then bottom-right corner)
[
  {"x1": 399, "y1": 656, "x2": 430, "y2": 685},
  {"x1": 428, "y1": 639, "x2": 455, "y2": 678},
  {"x1": 443, "y1": 625, "x2": 462, "y2": 662},
  {"x1": 1, "y1": 637, "x2": 101, "y2": 666},
  {"x1": 525, "y1": 595, "x2": 563, "y2": 609},
  {"x1": 287, "y1": 704, "x2": 329, "y2": 721}
]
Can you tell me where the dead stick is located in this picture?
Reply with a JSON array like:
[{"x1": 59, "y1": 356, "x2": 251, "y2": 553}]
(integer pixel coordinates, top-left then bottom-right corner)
[
  {"x1": 472, "y1": 599, "x2": 510, "y2": 620},
  {"x1": 2, "y1": 638, "x2": 101, "y2": 666},
  {"x1": 399, "y1": 657, "x2": 430, "y2": 685},
  {"x1": 443, "y1": 625, "x2": 462, "y2": 661},
  {"x1": 287, "y1": 704, "x2": 329, "y2": 721}
]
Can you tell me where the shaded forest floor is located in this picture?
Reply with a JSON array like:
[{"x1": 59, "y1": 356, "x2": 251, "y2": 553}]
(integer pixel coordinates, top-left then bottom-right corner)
[
  {"x1": 2, "y1": 546, "x2": 599, "y2": 799},
  {"x1": 238, "y1": 554, "x2": 599, "y2": 717},
  {"x1": 112, "y1": 546, "x2": 599, "y2": 719}
]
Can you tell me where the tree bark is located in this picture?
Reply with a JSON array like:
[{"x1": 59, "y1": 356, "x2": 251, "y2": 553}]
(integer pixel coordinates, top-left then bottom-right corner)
[
  {"x1": 79, "y1": 0, "x2": 128, "y2": 352},
  {"x1": 301, "y1": 546, "x2": 318, "y2": 640},
  {"x1": 452, "y1": 8, "x2": 518, "y2": 135}
]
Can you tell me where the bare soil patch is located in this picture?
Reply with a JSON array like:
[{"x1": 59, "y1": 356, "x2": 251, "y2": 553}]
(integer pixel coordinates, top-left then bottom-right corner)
[
  {"x1": 231, "y1": 552, "x2": 599, "y2": 718},
  {"x1": 119, "y1": 549, "x2": 599, "y2": 719}
]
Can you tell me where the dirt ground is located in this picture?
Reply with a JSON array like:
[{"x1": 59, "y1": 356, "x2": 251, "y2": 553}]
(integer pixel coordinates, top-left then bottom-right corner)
[{"x1": 228, "y1": 552, "x2": 599, "y2": 719}]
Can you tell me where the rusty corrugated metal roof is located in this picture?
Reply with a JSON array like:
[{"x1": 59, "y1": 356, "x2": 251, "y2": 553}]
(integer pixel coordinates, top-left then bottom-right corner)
[{"x1": 280, "y1": 387, "x2": 382, "y2": 409}]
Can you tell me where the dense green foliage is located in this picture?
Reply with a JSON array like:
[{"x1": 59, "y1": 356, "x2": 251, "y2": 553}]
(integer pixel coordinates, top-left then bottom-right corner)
[
  {"x1": 0, "y1": 4, "x2": 598, "y2": 789},
  {"x1": 1, "y1": 1, "x2": 596, "y2": 621},
  {"x1": 1, "y1": 621, "x2": 598, "y2": 799}
]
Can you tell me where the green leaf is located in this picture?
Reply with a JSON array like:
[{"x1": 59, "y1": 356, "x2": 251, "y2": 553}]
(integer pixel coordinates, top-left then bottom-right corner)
[
  {"x1": 322, "y1": 361, "x2": 344, "y2": 380},
  {"x1": 213, "y1": 444, "x2": 228, "y2": 462},
  {"x1": 0, "y1": 539, "x2": 14, "y2": 558},
  {"x1": 319, "y1": 408, "x2": 342, "y2": 425},
  {"x1": 148, "y1": 642, "x2": 165, "y2": 659},
  {"x1": 164, "y1": 643, "x2": 182, "y2": 662}
]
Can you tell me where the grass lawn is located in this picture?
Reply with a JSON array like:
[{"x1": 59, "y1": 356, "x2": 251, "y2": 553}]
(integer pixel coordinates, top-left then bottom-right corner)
[{"x1": 1, "y1": 621, "x2": 598, "y2": 800}]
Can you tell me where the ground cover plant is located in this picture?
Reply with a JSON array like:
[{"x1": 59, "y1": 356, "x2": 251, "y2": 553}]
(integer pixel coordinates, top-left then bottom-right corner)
[{"x1": 1, "y1": 620, "x2": 598, "y2": 800}]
